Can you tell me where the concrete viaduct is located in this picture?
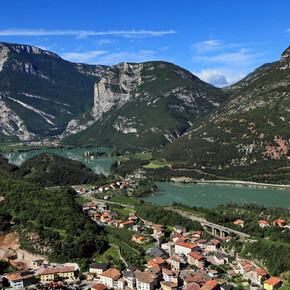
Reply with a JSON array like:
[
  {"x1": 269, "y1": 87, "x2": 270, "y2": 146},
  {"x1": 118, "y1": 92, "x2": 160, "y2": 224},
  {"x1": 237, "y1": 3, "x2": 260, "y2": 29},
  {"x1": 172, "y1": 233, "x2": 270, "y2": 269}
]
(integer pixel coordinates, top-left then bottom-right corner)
[{"x1": 170, "y1": 209, "x2": 250, "y2": 238}]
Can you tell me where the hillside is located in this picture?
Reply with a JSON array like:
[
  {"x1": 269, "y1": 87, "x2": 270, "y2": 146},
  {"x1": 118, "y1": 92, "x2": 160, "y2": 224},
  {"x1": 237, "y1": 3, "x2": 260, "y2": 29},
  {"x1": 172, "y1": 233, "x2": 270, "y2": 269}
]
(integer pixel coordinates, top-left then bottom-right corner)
[
  {"x1": 0, "y1": 42, "x2": 107, "y2": 141},
  {"x1": 62, "y1": 61, "x2": 227, "y2": 150},
  {"x1": 0, "y1": 175, "x2": 107, "y2": 262},
  {"x1": 14, "y1": 152, "x2": 106, "y2": 186},
  {"x1": 156, "y1": 46, "x2": 290, "y2": 183}
]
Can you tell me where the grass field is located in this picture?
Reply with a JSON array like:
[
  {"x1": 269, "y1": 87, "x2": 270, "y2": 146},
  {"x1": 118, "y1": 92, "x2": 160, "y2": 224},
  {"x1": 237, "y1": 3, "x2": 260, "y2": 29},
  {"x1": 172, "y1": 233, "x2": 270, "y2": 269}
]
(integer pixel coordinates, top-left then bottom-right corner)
[
  {"x1": 143, "y1": 160, "x2": 171, "y2": 169},
  {"x1": 110, "y1": 196, "x2": 138, "y2": 206},
  {"x1": 122, "y1": 152, "x2": 152, "y2": 160}
]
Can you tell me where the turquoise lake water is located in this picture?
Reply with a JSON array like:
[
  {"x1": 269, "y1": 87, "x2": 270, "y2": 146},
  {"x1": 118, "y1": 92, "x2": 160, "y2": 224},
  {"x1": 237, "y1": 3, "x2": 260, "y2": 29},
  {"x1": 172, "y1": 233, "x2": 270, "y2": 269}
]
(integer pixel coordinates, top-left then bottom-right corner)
[
  {"x1": 145, "y1": 182, "x2": 290, "y2": 208},
  {"x1": 3, "y1": 149, "x2": 289, "y2": 208},
  {"x1": 3, "y1": 148, "x2": 115, "y2": 176}
]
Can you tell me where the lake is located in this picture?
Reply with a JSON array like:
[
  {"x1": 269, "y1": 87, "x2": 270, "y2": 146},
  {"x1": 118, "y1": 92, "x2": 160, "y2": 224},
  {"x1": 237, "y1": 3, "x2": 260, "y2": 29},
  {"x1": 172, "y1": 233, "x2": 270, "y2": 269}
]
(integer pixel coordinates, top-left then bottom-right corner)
[
  {"x1": 145, "y1": 182, "x2": 290, "y2": 209},
  {"x1": 3, "y1": 149, "x2": 289, "y2": 208},
  {"x1": 3, "y1": 148, "x2": 115, "y2": 176}
]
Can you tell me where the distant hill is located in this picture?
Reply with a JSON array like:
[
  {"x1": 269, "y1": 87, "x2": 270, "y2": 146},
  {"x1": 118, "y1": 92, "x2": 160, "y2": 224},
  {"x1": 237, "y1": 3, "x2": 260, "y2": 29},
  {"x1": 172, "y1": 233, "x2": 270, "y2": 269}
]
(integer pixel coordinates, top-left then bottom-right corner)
[
  {"x1": 62, "y1": 61, "x2": 227, "y2": 150},
  {"x1": 0, "y1": 42, "x2": 107, "y2": 141},
  {"x1": 156, "y1": 46, "x2": 290, "y2": 183},
  {"x1": 14, "y1": 152, "x2": 105, "y2": 186}
]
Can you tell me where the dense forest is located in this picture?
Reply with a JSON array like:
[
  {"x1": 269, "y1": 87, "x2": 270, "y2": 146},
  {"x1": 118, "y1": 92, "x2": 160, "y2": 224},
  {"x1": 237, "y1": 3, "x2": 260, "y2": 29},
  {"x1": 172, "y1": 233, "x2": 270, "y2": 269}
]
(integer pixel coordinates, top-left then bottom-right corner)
[{"x1": 0, "y1": 175, "x2": 108, "y2": 263}]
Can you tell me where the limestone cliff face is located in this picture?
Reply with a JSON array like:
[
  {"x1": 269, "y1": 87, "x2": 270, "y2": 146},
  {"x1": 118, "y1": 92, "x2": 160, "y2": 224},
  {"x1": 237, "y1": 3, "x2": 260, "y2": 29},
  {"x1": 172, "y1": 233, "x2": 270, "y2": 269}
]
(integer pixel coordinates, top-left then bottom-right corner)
[
  {"x1": 0, "y1": 42, "x2": 104, "y2": 141},
  {"x1": 62, "y1": 61, "x2": 227, "y2": 149}
]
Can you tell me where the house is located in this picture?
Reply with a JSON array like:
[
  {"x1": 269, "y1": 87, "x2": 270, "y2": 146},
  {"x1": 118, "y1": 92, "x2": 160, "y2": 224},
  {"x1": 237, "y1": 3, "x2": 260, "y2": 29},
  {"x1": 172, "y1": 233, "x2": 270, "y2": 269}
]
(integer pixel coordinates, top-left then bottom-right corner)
[
  {"x1": 152, "y1": 257, "x2": 166, "y2": 268},
  {"x1": 160, "y1": 280, "x2": 178, "y2": 290},
  {"x1": 123, "y1": 271, "x2": 136, "y2": 289},
  {"x1": 205, "y1": 240, "x2": 220, "y2": 252},
  {"x1": 98, "y1": 204, "x2": 108, "y2": 212},
  {"x1": 91, "y1": 283, "x2": 107, "y2": 290},
  {"x1": 263, "y1": 277, "x2": 282, "y2": 290},
  {"x1": 214, "y1": 253, "x2": 228, "y2": 265},
  {"x1": 162, "y1": 242, "x2": 175, "y2": 256},
  {"x1": 114, "y1": 220, "x2": 123, "y2": 227},
  {"x1": 5, "y1": 273, "x2": 24, "y2": 289},
  {"x1": 135, "y1": 272, "x2": 155, "y2": 290},
  {"x1": 173, "y1": 225, "x2": 187, "y2": 234},
  {"x1": 272, "y1": 219, "x2": 286, "y2": 227},
  {"x1": 120, "y1": 220, "x2": 134, "y2": 228},
  {"x1": 151, "y1": 225, "x2": 165, "y2": 237},
  {"x1": 184, "y1": 276, "x2": 203, "y2": 287},
  {"x1": 118, "y1": 278, "x2": 125, "y2": 289},
  {"x1": 188, "y1": 252, "x2": 206, "y2": 270},
  {"x1": 175, "y1": 242, "x2": 200, "y2": 256},
  {"x1": 132, "y1": 234, "x2": 147, "y2": 244},
  {"x1": 149, "y1": 245, "x2": 169, "y2": 259},
  {"x1": 162, "y1": 269, "x2": 179, "y2": 283},
  {"x1": 99, "y1": 268, "x2": 121, "y2": 288},
  {"x1": 94, "y1": 213, "x2": 101, "y2": 220},
  {"x1": 254, "y1": 268, "x2": 268, "y2": 285},
  {"x1": 259, "y1": 220, "x2": 270, "y2": 228},
  {"x1": 167, "y1": 257, "x2": 181, "y2": 270},
  {"x1": 234, "y1": 220, "x2": 244, "y2": 228},
  {"x1": 185, "y1": 282, "x2": 201, "y2": 290},
  {"x1": 108, "y1": 212, "x2": 119, "y2": 219},
  {"x1": 172, "y1": 233, "x2": 182, "y2": 243},
  {"x1": 40, "y1": 266, "x2": 75, "y2": 282},
  {"x1": 191, "y1": 231, "x2": 203, "y2": 239},
  {"x1": 32, "y1": 259, "x2": 44, "y2": 266},
  {"x1": 101, "y1": 214, "x2": 109, "y2": 222},
  {"x1": 83, "y1": 203, "x2": 97, "y2": 210},
  {"x1": 132, "y1": 225, "x2": 142, "y2": 232},
  {"x1": 89, "y1": 263, "x2": 108, "y2": 275},
  {"x1": 104, "y1": 195, "x2": 110, "y2": 200},
  {"x1": 200, "y1": 280, "x2": 220, "y2": 290},
  {"x1": 197, "y1": 240, "x2": 207, "y2": 249},
  {"x1": 104, "y1": 218, "x2": 111, "y2": 223}
]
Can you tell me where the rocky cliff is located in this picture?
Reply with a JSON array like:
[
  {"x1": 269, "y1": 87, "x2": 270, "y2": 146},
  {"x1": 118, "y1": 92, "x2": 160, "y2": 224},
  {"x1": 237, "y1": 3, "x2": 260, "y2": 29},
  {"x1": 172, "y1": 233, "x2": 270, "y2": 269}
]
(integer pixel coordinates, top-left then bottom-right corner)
[
  {"x1": 0, "y1": 42, "x2": 107, "y2": 141},
  {"x1": 62, "y1": 61, "x2": 227, "y2": 149}
]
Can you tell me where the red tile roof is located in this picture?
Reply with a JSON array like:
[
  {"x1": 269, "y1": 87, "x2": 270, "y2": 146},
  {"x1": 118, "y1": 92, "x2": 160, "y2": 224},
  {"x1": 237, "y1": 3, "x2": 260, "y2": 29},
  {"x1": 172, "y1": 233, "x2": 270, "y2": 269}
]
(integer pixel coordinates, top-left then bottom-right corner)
[
  {"x1": 255, "y1": 268, "x2": 267, "y2": 276},
  {"x1": 99, "y1": 268, "x2": 121, "y2": 279},
  {"x1": 91, "y1": 283, "x2": 107, "y2": 290},
  {"x1": 176, "y1": 242, "x2": 198, "y2": 249},
  {"x1": 204, "y1": 280, "x2": 219, "y2": 288},
  {"x1": 188, "y1": 252, "x2": 205, "y2": 260},
  {"x1": 263, "y1": 277, "x2": 282, "y2": 286},
  {"x1": 40, "y1": 266, "x2": 75, "y2": 275},
  {"x1": 259, "y1": 220, "x2": 269, "y2": 224},
  {"x1": 122, "y1": 220, "x2": 134, "y2": 225},
  {"x1": 6, "y1": 273, "x2": 23, "y2": 281}
]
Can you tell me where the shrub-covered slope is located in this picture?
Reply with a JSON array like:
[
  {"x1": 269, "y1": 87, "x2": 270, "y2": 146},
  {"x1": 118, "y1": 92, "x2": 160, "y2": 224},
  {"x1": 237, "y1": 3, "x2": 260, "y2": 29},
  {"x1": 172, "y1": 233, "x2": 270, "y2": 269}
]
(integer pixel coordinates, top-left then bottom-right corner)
[
  {"x1": 0, "y1": 42, "x2": 107, "y2": 140},
  {"x1": 14, "y1": 152, "x2": 106, "y2": 186},
  {"x1": 157, "y1": 46, "x2": 290, "y2": 183},
  {"x1": 63, "y1": 61, "x2": 227, "y2": 150}
]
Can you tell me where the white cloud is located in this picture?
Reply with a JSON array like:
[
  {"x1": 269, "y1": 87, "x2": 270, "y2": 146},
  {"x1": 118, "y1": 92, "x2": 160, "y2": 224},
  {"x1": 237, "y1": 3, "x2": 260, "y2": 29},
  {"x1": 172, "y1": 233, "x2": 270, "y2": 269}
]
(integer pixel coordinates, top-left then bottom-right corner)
[
  {"x1": 0, "y1": 28, "x2": 176, "y2": 39},
  {"x1": 61, "y1": 49, "x2": 157, "y2": 65},
  {"x1": 61, "y1": 50, "x2": 108, "y2": 63},
  {"x1": 94, "y1": 39, "x2": 116, "y2": 45},
  {"x1": 194, "y1": 69, "x2": 245, "y2": 87},
  {"x1": 286, "y1": 28, "x2": 290, "y2": 32},
  {"x1": 191, "y1": 40, "x2": 223, "y2": 52},
  {"x1": 196, "y1": 48, "x2": 266, "y2": 68},
  {"x1": 95, "y1": 50, "x2": 157, "y2": 65}
]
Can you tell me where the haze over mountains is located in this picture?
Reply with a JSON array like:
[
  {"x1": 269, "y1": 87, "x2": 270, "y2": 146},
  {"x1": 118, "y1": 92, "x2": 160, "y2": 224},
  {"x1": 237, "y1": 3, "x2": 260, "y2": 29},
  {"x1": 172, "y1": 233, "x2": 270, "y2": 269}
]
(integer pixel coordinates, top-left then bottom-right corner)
[{"x1": 0, "y1": 41, "x2": 289, "y2": 181}]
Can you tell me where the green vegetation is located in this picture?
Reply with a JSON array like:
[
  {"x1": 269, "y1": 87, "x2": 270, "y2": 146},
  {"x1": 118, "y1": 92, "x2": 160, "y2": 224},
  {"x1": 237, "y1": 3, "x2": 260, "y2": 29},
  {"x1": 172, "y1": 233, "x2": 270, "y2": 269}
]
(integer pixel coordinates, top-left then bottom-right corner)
[
  {"x1": 172, "y1": 202, "x2": 290, "y2": 244},
  {"x1": 143, "y1": 160, "x2": 171, "y2": 169},
  {"x1": 0, "y1": 260, "x2": 19, "y2": 274},
  {"x1": 13, "y1": 153, "x2": 107, "y2": 187},
  {"x1": 155, "y1": 47, "x2": 290, "y2": 184},
  {"x1": 0, "y1": 42, "x2": 106, "y2": 138},
  {"x1": 63, "y1": 61, "x2": 227, "y2": 150},
  {"x1": 241, "y1": 240, "x2": 290, "y2": 276},
  {"x1": 0, "y1": 176, "x2": 107, "y2": 263},
  {"x1": 136, "y1": 204, "x2": 203, "y2": 231}
]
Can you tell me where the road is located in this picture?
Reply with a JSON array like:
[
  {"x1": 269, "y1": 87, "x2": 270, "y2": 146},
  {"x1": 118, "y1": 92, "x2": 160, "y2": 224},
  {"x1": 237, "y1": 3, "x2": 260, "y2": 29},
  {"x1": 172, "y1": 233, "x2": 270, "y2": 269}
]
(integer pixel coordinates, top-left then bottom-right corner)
[
  {"x1": 84, "y1": 191, "x2": 249, "y2": 238},
  {"x1": 85, "y1": 191, "x2": 135, "y2": 208},
  {"x1": 169, "y1": 208, "x2": 250, "y2": 238}
]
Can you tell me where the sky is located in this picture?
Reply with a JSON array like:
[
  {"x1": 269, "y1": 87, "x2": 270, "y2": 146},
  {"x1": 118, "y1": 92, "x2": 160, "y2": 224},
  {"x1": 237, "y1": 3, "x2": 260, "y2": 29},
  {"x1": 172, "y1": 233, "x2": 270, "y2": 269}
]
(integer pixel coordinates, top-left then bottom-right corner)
[{"x1": 1, "y1": 0, "x2": 289, "y2": 87}]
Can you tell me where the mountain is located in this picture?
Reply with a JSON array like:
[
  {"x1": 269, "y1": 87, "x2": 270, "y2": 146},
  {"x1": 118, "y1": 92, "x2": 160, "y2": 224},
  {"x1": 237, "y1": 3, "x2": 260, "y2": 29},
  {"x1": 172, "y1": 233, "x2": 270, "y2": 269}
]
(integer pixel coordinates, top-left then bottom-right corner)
[
  {"x1": 156, "y1": 46, "x2": 290, "y2": 183},
  {"x1": 62, "y1": 61, "x2": 227, "y2": 150},
  {"x1": 0, "y1": 42, "x2": 107, "y2": 141},
  {"x1": 14, "y1": 152, "x2": 106, "y2": 186}
]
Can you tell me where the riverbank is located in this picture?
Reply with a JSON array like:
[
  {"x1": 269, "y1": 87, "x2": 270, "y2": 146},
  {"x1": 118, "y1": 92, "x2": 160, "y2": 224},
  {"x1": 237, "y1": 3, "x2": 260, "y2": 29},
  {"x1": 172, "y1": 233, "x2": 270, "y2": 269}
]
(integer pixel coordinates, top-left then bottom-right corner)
[{"x1": 196, "y1": 179, "x2": 290, "y2": 190}]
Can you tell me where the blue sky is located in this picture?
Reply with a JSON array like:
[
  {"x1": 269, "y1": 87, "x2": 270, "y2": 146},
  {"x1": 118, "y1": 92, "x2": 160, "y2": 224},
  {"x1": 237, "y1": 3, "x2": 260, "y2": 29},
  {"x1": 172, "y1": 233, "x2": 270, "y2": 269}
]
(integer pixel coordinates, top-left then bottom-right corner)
[{"x1": 1, "y1": 0, "x2": 289, "y2": 87}]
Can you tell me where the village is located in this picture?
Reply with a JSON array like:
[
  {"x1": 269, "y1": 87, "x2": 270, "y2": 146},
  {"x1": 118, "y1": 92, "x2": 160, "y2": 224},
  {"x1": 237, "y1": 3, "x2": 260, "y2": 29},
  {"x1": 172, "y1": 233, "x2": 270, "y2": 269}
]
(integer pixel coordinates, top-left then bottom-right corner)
[{"x1": 0, "y1": 180, "x2": 287, "y2": 290}]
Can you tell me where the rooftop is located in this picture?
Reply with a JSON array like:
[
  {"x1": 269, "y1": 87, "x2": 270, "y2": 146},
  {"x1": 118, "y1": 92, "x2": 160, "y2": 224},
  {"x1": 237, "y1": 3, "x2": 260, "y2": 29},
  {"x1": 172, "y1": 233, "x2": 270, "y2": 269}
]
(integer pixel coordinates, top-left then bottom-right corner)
[
  {"x1": 40, "y1": 266, "x2": 75, "y2": 275},
  {"x1": 176, "y1": 242, "x2": 198, "y2": 249},
  {"x1": 263, "y1": 277, "x2": 282, "y2": 286},
  {"x1": 99, "y1": 268, "x2": 121, "y2": 279}
]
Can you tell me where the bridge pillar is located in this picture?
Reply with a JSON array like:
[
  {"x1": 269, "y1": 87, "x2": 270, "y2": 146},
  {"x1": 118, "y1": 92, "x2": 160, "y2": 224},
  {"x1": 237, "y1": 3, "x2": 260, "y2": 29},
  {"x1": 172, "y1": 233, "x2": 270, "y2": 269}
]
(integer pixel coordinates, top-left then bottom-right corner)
[{"x1": 221, "y1": 231, "x2": 225, "y2": 237}]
